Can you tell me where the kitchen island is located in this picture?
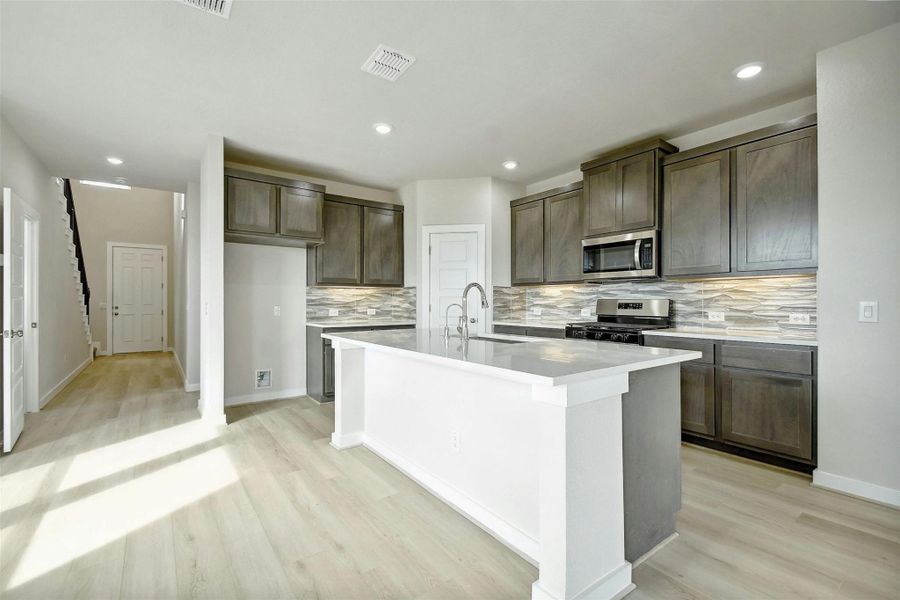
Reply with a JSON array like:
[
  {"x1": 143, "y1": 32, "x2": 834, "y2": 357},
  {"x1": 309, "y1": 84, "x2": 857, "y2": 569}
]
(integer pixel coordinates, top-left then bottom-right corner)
[{"x1": 323, "y1": 328, "x2": 700, "y2": 600}]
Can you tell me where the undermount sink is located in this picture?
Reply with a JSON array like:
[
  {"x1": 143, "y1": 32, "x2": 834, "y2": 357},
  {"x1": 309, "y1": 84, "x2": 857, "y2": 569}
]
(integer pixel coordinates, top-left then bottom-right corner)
[{"x1": 467, "y1": 335, "x2": 526, "y2": 344}]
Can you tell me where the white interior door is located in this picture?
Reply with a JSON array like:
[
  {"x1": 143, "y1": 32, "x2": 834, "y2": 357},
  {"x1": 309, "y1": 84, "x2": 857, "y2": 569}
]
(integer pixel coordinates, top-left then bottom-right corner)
[
  {"x1": 428, "y1": 232, "x2": 482, "y2": 332},
  {"x1": 112, "y1": 246, "x2": 164, "y2": 354},
  {"x1": 3, "y1": 189, "x2": 27, "y2": 451}
]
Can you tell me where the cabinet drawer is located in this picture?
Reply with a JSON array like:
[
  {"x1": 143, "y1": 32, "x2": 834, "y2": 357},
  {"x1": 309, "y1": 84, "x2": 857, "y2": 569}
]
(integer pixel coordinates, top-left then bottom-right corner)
[
  {"x1": 645, "y1": 336, "x2": 714, "y2": 364},
  {"x1": 494, "y1": 324, "x2": 528, "y2": 336},
  {"x1": 720, "y1": 344, "x2": 813, "y2": 375},
  {"x1": 526, "y1": 327, "x2": 565, "y2": 339}
]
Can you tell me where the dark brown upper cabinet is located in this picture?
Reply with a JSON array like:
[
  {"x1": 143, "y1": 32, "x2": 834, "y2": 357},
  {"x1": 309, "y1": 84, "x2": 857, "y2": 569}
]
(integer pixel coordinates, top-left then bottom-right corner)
[
  {"x1": 224, "y1": 168, "x2": 325, "y2": 248},
  {"x1": 280, "y1": 186, "x2": 324, "y2": 239},
  {"x1": 581, "y1": 139, "x2": 678, "y2": 238},
  {"x1": 308, "y1": 195, "x2": 404, "y2": 288},
  {"x1": 510, "y1": 199, "x2": 545, "y2": 285},
  {"x1": 363, "y1": 206, "x2": 404, "y2": 286},
  {"x1": 735, "y1": 127, "x2": 818, "y2": 272},
  {"x1": 661, "y1": 115, "x2": 818, "y2": 278},
  {"x1": 662, "y1": 150, "x2": 731, "y2": 276},
  {"x1": 312, "y1": 198, "x2": 363, "y2": 285},
  {"x1": 510, "y1": 183, "x2": 583, "y2": 286},
  {"x1": 544, "y1": 189, "x2": 584, "y2": 283},
  {"x1": 226, "y1": 176, "x2": 278, "y2": 235}
]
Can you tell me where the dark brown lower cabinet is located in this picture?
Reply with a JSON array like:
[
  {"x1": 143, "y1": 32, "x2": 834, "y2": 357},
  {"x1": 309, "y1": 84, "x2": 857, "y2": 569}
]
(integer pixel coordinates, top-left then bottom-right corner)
[
  {"x1": 719, "y1": 368, "x2": 813, "y2": 461},
  {"x1": 680, "y1": 363, "x2": 716, "y2": 437},
  {"x1": 644, "y1": 335, "x2": 816, "y2": 472},
  {"x1": 323, "y1": 338, "x2": 335, "y2": 397}
]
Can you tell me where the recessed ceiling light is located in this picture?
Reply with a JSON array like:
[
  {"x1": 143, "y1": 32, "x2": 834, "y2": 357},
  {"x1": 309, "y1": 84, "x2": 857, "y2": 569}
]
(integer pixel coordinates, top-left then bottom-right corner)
[
  {"x1": 106, "y1": 157, "x2": 123, "y2": 165},
  {"x1": 373, "y1": 123, "x2": 393, "y2": 135},
  {"x1": 502, "y1": 160, "x2": 518, "y2": 170},
  {"x1": 80, "y1": 180, "x2": 131, "y2": 190},
  {"x1": 735, "y1": 63, "x2": 764, "y2": 79}
]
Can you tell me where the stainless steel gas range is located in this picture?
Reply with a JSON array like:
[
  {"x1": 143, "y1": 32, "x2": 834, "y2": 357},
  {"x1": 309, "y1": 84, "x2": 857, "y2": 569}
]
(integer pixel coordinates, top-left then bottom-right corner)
[{"x1": 565, "y1": 299, "x2": 672, "y2": 345}]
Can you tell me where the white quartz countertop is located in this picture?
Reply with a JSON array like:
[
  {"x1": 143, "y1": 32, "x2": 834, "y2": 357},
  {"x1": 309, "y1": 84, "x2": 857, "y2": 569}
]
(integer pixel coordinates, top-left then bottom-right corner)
[
  {"x1": 493, "y1": 320, "x2": 568, "y2": 330},
  {"x1": 322, "y1": 328, "x2": 701, "y2": 386},
  {"x1": 643, "y1": 328, "x2": 817, "y2": 347},
  {"x1": 307, "y1": 320, "x2": 417, "y2": 329}
]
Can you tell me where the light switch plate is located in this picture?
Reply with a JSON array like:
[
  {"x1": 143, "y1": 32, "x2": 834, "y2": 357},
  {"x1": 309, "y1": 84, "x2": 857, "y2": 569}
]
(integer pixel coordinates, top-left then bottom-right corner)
[
  {"x1": 532, "y1": 307, "x2": 543, "y2": 316},
  {"x1": 707, "y1": 311, "x2": 725, "y2": 322},
  {"x1": 273, "y1": 305, "x2": 281, "y2": 317},
  {"x1": 367, "y1": 308, "x2": 377, "y2": 316},
  {"x1": 859, "y1": 301, "x2": 879, "y2": 323},
  {"x1": 581, "y1": 307, "x2": 592, "y2": 317},
  {"x1": 328, "y1": 308, "x2": 339, "y2": 317},
  {"x1": 788, "y1": 313, "x2": 810, "y2": 325}
]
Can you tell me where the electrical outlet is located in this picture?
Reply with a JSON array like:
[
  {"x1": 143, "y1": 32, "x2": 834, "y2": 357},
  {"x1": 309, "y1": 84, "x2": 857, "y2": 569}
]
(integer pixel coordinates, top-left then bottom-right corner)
[
  {"x1": 859, "y1": 301, "x2": 879, "y2": 323},
  {"x1": 581, "y1": 307, "x2": 592, "y2": 317},
  {"x1": 273, "y1": 305, "x2": 281, "y2": 317},
  {"x1": 532, "y1": 307, "x2": 543, "y2": 316},
  {"x1": 707, "y1": 311, "x2": 725, "y2": 322},
  {"x1": 788, "y1": 313, "x2": 810, "y2": 325},
  {"x1": 367, "y1": 308, "x2": 377, "y2": 316},
  {"x1": 451, "y1": 430, "x2": 461, "y2": 453},
  {"x1": 328, "y1": 308, "x2": 339, "y2": 317},
  {"x1": 255, "y1": 369, "x2": 272, "y2": 389}
]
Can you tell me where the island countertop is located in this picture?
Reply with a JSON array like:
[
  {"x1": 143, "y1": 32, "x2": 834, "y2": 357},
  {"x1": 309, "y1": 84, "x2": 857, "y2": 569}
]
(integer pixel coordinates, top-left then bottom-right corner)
[{"x1": 323, "y1": 328, "x2": 700, "y2": 386}]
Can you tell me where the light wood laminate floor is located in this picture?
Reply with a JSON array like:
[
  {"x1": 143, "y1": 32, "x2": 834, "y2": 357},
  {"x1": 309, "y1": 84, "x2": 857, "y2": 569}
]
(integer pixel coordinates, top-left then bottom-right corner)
[{"x1": 1, "y1": 353, "x2": 897, "y2": 599}]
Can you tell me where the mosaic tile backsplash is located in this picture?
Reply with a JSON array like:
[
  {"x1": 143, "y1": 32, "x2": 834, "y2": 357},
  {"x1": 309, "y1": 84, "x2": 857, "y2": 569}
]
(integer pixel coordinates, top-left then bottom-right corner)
[
  {"x1": 306, "y1": 287, "x2": 417, "y2": 323},
  {"x1": 493, "y1": 275, "x2": 817, "y2": 339}
]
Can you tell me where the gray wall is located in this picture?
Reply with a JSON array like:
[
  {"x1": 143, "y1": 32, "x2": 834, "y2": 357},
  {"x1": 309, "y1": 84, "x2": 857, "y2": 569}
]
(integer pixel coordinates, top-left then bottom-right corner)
[
  {"x1": 815, "y1": 23, "x2": 900, "y2": 505},
  {"x1": 0, "y1": 118, "x2": 92, "y2": 405}
]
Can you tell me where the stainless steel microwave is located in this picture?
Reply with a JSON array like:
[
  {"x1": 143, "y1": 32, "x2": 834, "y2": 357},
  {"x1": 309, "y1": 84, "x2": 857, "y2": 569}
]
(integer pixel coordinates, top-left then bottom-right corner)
[{"x1": 582, "y1": 229, "x2": 657, "y2": 281}]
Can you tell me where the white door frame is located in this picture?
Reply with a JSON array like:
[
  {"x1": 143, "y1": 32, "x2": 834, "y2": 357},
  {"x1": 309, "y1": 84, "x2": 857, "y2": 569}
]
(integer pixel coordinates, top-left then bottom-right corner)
[
  {"x1": 106, "y1": 242, "x2": 168, "y2": 354},
  {"x1": 420, "y1": 224, "x2": 487, "y2": 330},
  {"x1": 24, "y1": 208, "x2": 40, "y2": 414}
]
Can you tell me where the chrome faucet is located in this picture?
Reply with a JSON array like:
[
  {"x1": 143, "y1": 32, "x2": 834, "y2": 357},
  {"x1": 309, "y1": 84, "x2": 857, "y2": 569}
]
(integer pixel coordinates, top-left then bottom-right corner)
[
  {"x1": 460, "y1": 282, "x2": 490, "y2": 340},
  {"x1": 443, "y1": 302, "x2": 464, "y2": 339}
]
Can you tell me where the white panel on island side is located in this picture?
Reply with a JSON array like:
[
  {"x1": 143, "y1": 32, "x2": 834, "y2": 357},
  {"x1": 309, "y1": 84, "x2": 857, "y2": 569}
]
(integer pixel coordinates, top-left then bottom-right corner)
[{"x1": 323, "y1": 328, "x2": 700, "y2": 600}]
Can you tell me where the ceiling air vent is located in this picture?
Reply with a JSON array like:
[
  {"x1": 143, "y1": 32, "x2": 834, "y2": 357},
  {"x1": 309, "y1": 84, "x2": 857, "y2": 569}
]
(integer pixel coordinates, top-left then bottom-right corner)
[
  {"x1": 177, "y1": 0, "x2": 233, "y2": 19},
  {"x1": 361, "y1": 44, "x2": 416, "y2": 82}
]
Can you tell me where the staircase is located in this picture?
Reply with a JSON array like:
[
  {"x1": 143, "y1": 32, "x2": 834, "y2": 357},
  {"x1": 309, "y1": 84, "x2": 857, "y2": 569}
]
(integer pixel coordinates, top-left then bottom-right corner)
[{"x1": 58, "y1": 178, "x2": 92, "y2": 343}]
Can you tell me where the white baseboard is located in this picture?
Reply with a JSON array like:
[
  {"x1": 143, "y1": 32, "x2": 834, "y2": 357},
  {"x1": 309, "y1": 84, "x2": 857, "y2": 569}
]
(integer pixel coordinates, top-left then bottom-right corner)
[
  {"x1": 170, "y1": 349, "x2": 199, "y2": 392},
  {"x1": 632, "y1": 532, "x2": 678, "y2": 568},
  {"x1": 40, "y1": 355, "x2": 92, "y2": 408},
  {"x1": 812, "y1": 469, "x2": 900, "y2": 508},
  {"x1": 330, "y1": 432, "x2": 364, "y2": 449},
  {"x1": 363, "y1": 436, "x2": 540, "y2": 565},
  {"x1": 224, "y1": 387, "x2": 307, "y2": 407}
]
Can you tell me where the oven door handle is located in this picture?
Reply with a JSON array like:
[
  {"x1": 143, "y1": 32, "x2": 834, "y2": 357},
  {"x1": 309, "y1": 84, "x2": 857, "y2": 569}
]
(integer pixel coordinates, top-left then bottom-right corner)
[{"x1": 634, "y1": 239, "x2": 642, "y2": 269}]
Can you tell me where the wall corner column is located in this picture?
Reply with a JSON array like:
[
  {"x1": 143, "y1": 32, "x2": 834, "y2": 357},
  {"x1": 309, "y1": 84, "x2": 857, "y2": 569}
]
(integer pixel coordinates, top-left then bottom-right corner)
[{"x1": 531, "y1": 375, "x2": 634, "y2": 600}]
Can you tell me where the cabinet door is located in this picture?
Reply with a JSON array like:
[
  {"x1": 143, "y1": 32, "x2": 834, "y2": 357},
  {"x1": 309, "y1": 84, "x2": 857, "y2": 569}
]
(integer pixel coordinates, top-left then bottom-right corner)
[
  {"x1": 323, "y1": 339, "x2": 335, "y2": 398},
  {"x1": 363, "y1": 206, "x2": 403, "y2": 286},
  {"x1": 618, "y1": 151, "x2": 657, "y2": 232},
  {"x1": 681, "y1": 363, "x2": 716, "y2": 437},
  {"x1": 735, "y1": 128, "x2": 818, "y2": 272},
  {"x1": 720, "y1": 367, "x2": 813, "y2": 460},
  {"x1": 544, "y1": 190, "x2": 584, "y2": 283},
  {"x1": 280, "y1": 186, "x2": 323, "y2": 239},
  {"x1": 583, "y1": 162, "x2": 618, "y2": 237},
  {"x1": 315, "y1": 200, "x2": 362, "y2": 285},
  {"x1": 511, "y1": 200, "x2": 545, "y2": 285},
  {"x1": 226, "y1": 176, "x2": 277, "y2": 235},
  {"x1": 662, "y1": 151, "x2": 731, "y2": 276}
]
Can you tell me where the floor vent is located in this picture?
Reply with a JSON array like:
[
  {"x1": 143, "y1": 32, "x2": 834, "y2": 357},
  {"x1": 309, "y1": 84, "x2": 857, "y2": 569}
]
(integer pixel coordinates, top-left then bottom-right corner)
[
  {"x1": 361, "y1": 44, "x2": 415, "y2": 82},
  {"x1": 177, "y1": 0, "x2": 233, "y2": 19}
]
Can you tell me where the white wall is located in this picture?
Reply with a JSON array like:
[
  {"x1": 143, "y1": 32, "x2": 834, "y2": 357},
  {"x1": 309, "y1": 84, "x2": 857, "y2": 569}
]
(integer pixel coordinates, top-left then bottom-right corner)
[
  {"x1": 224, "y1": 243, "x2": 307, "y2": 405},
  {"x1": 0, "y1": 118, "x2": 92, "y2": 405},
  {"x1": 175, "y1": 180, "x2": 201, "y2": 391},
  {"x1": 199, "y1": 135, "x2": 225, "y2": 423},
  {"x1": 814, "y1": 23, "x2": 900, "y2": 507},
  {"x1": 70, "y1": 181, "x2": 175, "y2": 354},
  {"x1": 524, "y1": 95, "x2": 818, "y2": 196}
]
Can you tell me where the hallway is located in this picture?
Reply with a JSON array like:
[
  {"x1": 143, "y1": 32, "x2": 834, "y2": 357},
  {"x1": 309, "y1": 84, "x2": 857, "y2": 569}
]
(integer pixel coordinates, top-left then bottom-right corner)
[{"x1": 1, "y1": 353, "x2": 897, "y2": 599}]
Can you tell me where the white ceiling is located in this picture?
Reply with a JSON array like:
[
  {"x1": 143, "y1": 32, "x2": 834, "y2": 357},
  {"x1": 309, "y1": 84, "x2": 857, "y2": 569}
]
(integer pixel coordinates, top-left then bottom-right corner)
[{"x1": 2, "y1": 1, "x2": 898, "y2": 192}]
